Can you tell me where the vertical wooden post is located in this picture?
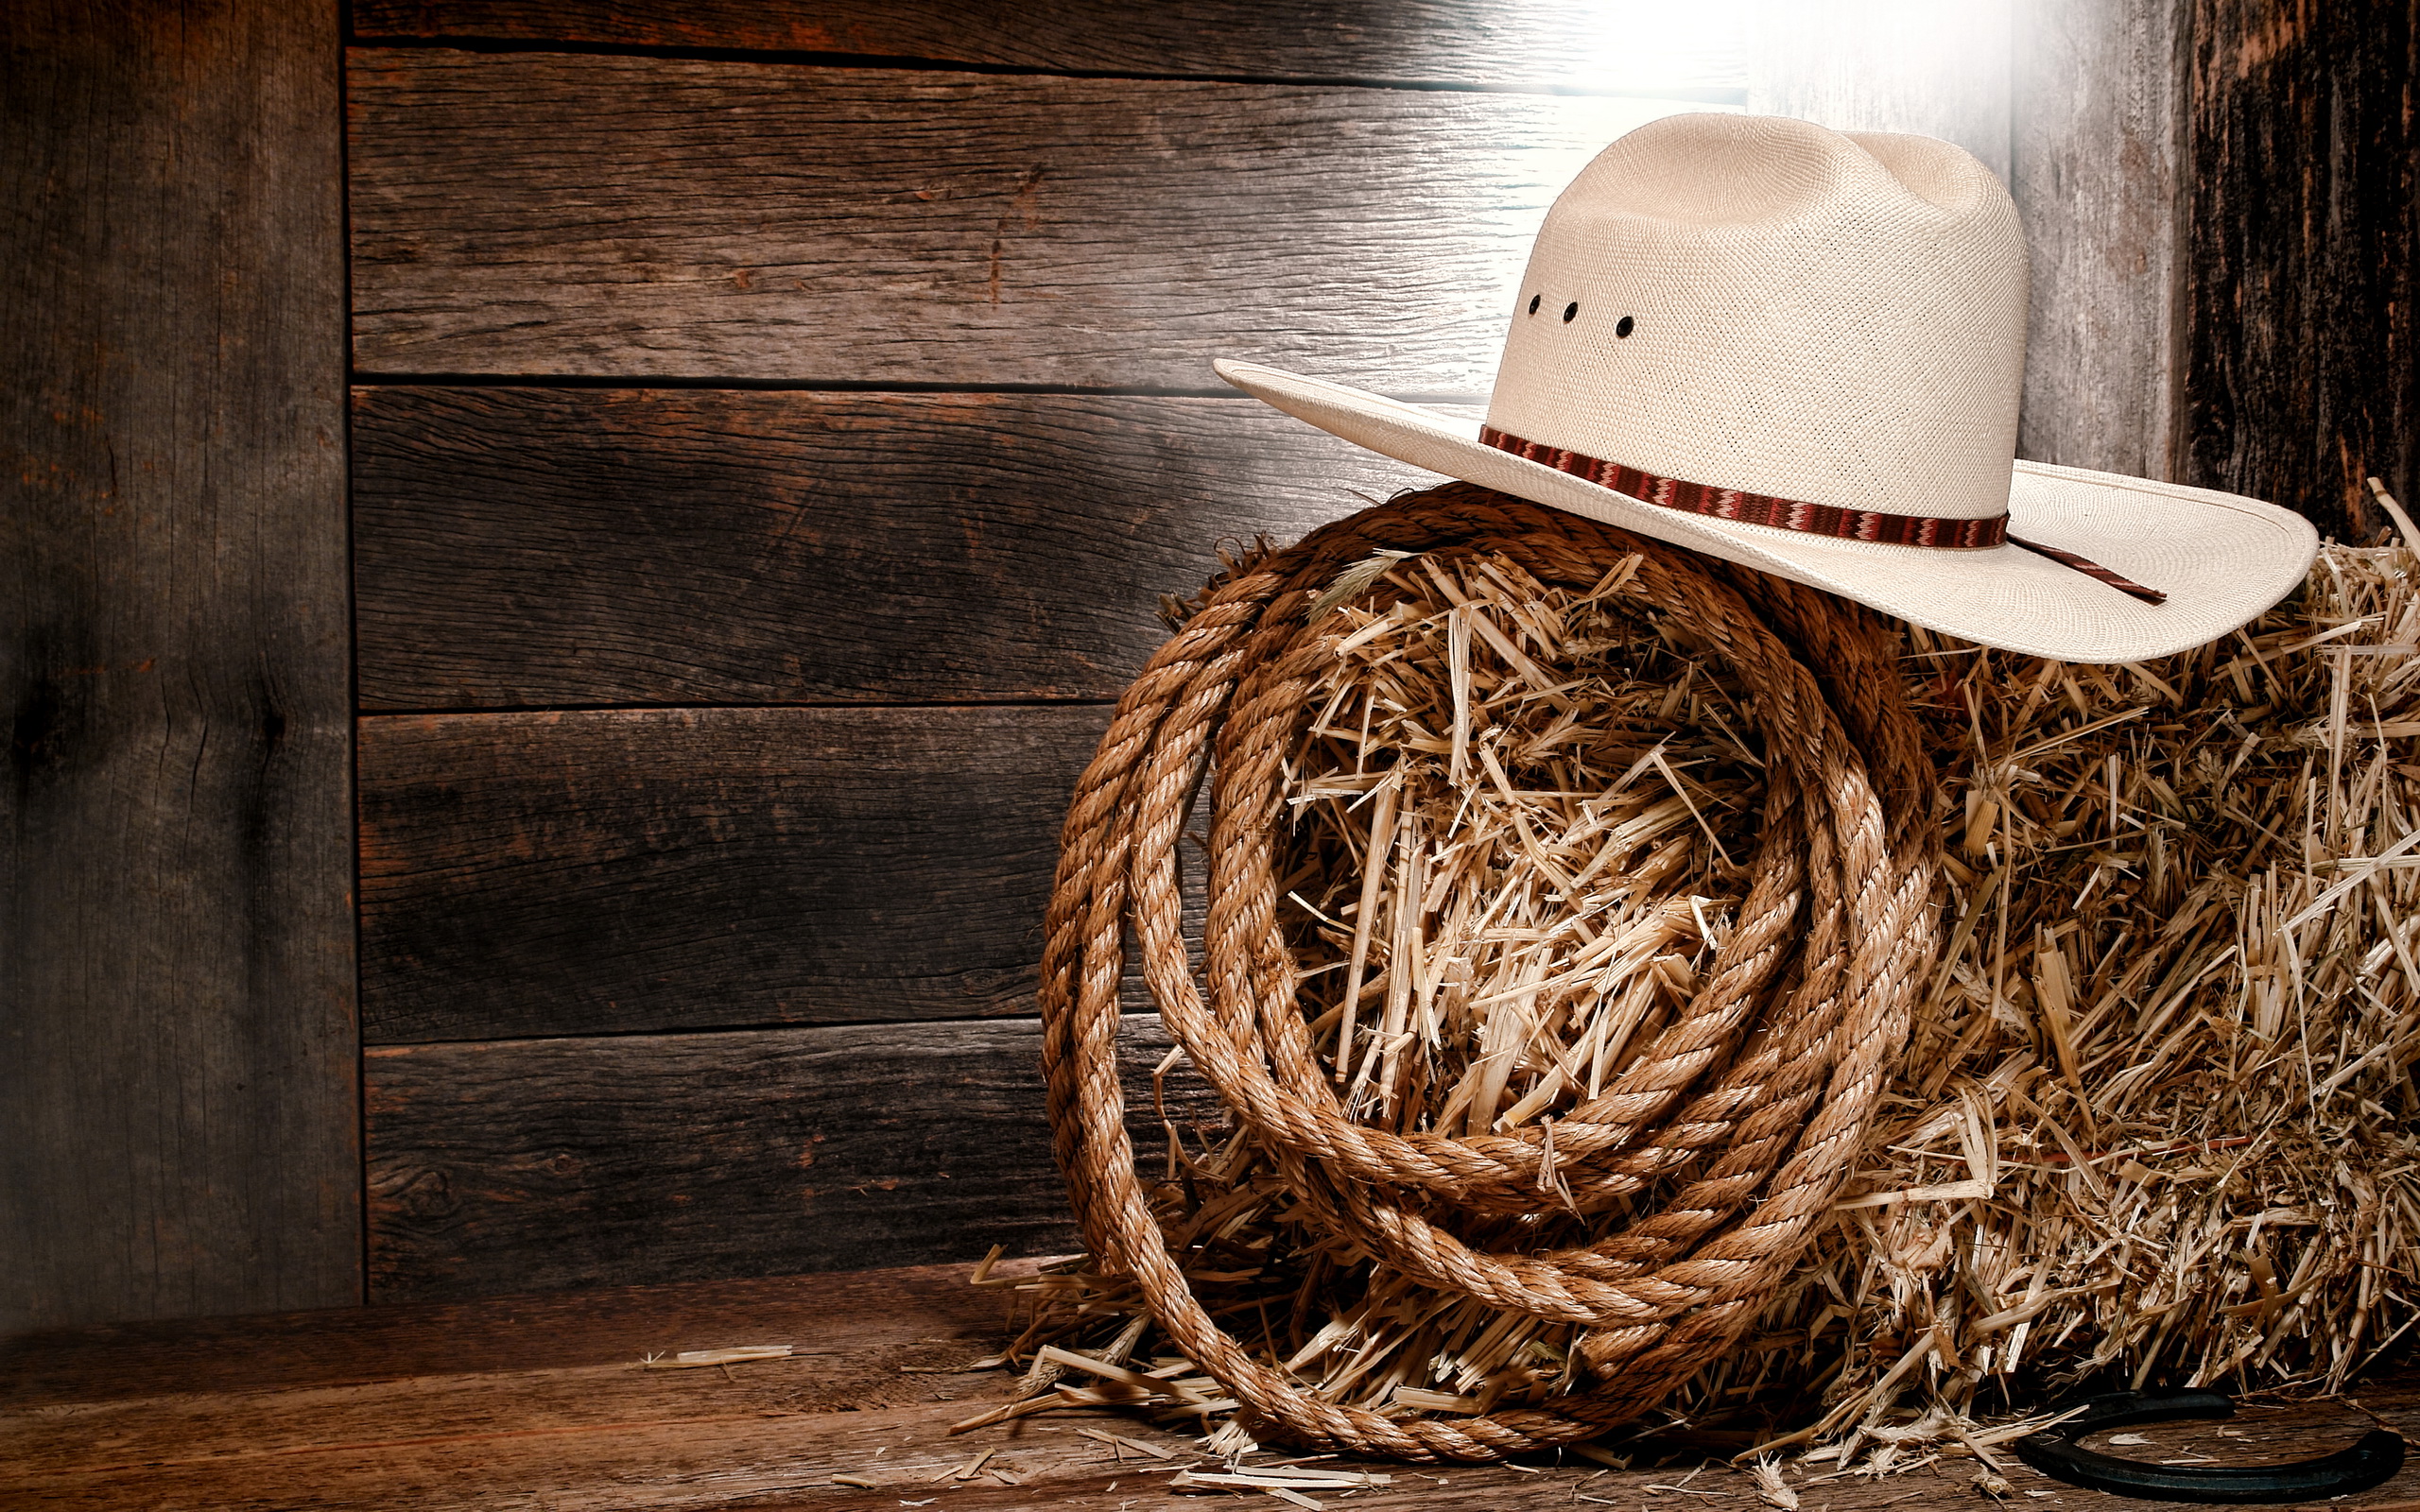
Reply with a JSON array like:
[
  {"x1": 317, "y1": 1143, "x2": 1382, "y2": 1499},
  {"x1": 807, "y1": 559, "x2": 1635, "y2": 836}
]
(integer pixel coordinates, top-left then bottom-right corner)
[
  {"x1": 2181, "y1": 0, "x2": 2418, "y2": 539},
  {"x1": 2013, "y1": 0, "x2": 2191, "y2": 479},
  {"x1": 1, "y1": 2, "x2": 357, "y2": 1328}
]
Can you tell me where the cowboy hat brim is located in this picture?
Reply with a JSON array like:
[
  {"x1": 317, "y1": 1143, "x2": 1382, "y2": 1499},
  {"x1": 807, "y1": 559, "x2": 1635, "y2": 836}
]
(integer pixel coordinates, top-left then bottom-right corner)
[{"x1": 1216, "y1": 359, "x2": 2317, "y2": 664}]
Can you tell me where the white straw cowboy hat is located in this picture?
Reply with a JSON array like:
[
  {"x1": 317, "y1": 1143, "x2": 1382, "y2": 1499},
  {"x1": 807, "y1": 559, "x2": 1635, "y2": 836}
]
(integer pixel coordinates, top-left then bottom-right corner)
[{"x1": 1216, "y1": 113, "x2": 2315, "y2": 663}]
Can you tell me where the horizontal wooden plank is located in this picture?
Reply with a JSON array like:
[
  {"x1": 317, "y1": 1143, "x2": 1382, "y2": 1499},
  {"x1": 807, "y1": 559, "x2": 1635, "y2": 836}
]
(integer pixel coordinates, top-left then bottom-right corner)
[
  {"x1": 1, "y1": 1394, "x2": 1143, "y2": 1509},
  {"x1": 351, "y1": 387, "x2": 1469, "y2": 709},
  {"x1": 363, "y1": 1018, "x2": 1217, "y2": 1302},
  {"x1": 0, "y1": 1260, "x2": 1180, "y2": 1508},
  {"x1": 0, "y1": 1257, "x2": 1036, "y2": 1411},
  {"x1": 32, "y1": 1379, "x2": 2407, "y2": 1512},
  {"x1": 346, "y1": 0, "x2": 1750, "y2": 96},
  {"x1": 359, "y1": 704, "x2": 1171, "y2": 1042},
  {"x1": 2, "y1": 1393, "x2": 1157, "y2": 1510},
  {"x1": 348, "y1": 49, "x2": 1703, "y2": 385},
  {"x1": 10, "y1": 1258, "x2": 2420, "y2": 1510}
]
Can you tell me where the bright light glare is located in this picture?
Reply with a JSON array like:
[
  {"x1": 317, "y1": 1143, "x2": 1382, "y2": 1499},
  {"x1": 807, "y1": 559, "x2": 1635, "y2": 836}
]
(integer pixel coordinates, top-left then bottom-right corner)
[{"x1": 1541, "y1": 2, "x2": 1751, "y2": 94}]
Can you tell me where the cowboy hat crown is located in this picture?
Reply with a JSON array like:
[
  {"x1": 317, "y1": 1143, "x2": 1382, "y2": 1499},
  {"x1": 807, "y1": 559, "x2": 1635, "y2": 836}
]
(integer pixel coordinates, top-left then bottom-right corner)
[{"x1": 1490, "y1": 112, "x2": 2025, "y2": 526}]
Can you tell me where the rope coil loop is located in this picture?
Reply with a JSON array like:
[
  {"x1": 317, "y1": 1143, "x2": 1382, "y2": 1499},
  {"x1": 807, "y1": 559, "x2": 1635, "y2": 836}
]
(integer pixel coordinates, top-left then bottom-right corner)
[{"x1": 1039, "y1": 485, "x2": 1941, "y2": 1461}]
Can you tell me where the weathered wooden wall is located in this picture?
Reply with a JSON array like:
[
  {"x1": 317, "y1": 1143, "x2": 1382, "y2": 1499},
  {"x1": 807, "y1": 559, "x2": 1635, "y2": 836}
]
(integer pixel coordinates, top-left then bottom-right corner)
[
  {"x1": 1, "y1": 3, "x2": 359, "y2": 1331},
  {"x1": 335, "y1": 0, "x2": 2254, "y2": 1302},
  {"x1": 2181, "y1": 0, "x2": 2417, "y2": 541},
  {"x1": 2014, "y1": 1, "x2": 2192, "y2": 479},
  {"x1": 340, "y1": 6, "x2": 1631, "y2": 1298},
  {"x1": 8, "y1": 0, "x2": 2404, "y2": 1327}
]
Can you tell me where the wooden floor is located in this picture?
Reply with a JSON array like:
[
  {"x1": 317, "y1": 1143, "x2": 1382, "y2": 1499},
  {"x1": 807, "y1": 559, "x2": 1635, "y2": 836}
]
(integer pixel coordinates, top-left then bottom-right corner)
[{"x1": 6, "y1": 1261, "x2": 2417, "y2": 1511}]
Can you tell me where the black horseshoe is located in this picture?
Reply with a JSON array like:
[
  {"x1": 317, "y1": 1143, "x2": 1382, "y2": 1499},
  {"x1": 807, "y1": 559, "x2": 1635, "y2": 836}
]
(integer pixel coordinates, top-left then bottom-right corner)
[{"x1": 2011, "y1": 1389, "x2": 2404, "y2": 1503}]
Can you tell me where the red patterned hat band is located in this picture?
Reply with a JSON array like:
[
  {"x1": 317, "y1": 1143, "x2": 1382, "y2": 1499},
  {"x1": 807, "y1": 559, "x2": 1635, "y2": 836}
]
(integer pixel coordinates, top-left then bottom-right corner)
[{"x1": 1478, "y1": 425, "x2": 2168, "y2": 607}]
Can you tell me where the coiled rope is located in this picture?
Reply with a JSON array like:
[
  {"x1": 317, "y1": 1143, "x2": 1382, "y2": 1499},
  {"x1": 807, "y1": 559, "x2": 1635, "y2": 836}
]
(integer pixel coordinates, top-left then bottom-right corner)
[{"x1": 1039, "y1": 484, "x2": 1941, "y2": 1461}]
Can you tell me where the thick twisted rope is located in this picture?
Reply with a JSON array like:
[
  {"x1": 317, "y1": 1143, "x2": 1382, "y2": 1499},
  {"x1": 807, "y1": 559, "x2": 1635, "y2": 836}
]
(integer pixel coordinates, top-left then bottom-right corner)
[{"x1": 1038, "y1": 485, "x2": 1941, "y2": 1461}]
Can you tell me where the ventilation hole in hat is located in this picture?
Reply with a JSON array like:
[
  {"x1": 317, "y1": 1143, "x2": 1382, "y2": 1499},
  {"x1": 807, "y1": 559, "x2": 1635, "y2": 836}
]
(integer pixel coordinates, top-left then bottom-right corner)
[
  {"x1": 1563, "y1": 301, "x2": 1579, "y2": 323},
  {"x1": 1528, "y1": 294, "x2": 1541, "y2": 316},
  {"x1": 1616, "y1": 315, "x2": 1635, "y2": 338}
]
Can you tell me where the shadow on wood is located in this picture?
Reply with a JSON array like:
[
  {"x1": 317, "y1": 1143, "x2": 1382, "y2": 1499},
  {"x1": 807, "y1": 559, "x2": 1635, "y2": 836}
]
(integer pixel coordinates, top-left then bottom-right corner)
[
  {"x1": 352, "y1": 387, "x2": 1463, "y2": 709},
  {"x1": 358, "y1": 704, "x2": 1219, "y2": 1041},
  {"x1": 364, "y1": 1018, "x2": 1219, "y2": 1300},
  {"x1": 0, "y1": 0, "x2": 357, "y2": 1331}
]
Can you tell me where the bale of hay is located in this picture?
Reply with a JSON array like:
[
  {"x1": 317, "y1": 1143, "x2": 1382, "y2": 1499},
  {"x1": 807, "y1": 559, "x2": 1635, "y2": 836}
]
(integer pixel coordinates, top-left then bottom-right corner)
[
  {"x1": 982, "y1": 497, "x2": 2418, "y2": 1465},
  {"x1": 1760, "y1": 522, "x2": 2420, "y2": 1467}
]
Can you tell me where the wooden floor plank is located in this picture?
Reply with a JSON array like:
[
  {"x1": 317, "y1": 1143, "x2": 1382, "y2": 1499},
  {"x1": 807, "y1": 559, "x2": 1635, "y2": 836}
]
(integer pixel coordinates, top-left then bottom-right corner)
[
  {"x1": 0, "y1": 1262, "x2": 1016, "y2": 1407},
  {"x1": 0, "y1": 1262, "x2": 1067, "y2": 1507},
  {"x1": 357, "y1": 704, "x2": 1204, "y2": 1042},
  {"x1": 352, "y1": 387, "x2": 1467, "y2": 710},
  {"x1": 4, "y1": 1395, "x2": 1136, "y2": 1510},
  {"x1": 16, "y1": 1393, "x2": 2415, "y2": 1512},
  {"x1": 348, "y1": 49, "x2": 1698, "y2": 386},
  {"x1": 5, "y1": 1344, "x2": 1011, "y2": 1479},
  {"x1": 9, "y1": 1261, "x2": 2419, "y2": 1512},
  {"x1": 364, "y1": 1017, "x2": 1217, "y2": 1301}
]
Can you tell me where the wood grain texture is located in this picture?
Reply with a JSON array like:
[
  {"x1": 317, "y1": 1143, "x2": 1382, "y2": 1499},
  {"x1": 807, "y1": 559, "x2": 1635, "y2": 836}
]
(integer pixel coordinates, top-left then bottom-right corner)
[
  {"x1": 346, "y1": 0, "x2": 1752, "y2": 96},
  {"x1": 0, "y1": 1260, "x2": 1028, "y2": 1407},
  {"x1": 352, "y1": 387, "x2": 1473, "y2": 709},
  {"x1": 347, "y1": 49, "x2": 1705, "y2": 386},
  {"x1": 364, "y1": 1018, "x2": 1219, "y2": 1301},
  {"x1": 357, "y1": 704, "x2": 1180, "y2": 1042},
  {"x1": 9, "y1": 1262, "x2": 2420, "y2": 1511},
  {"x1": 1744, "y1": 1, "x2": 2014, "y2": 182},
  {"x1": 0, "y1": 2, "x2": 358, "y2": 1329},
  {"x1": 0, "y1": 1259, "x2": 1152, "y2": 1508},
  {"x1": 2012, "y1": 0, "x2": 2188, "y2": 478},
  {"x1": 2181, "y1": 0, "x2": 2418, "y2": 539}
]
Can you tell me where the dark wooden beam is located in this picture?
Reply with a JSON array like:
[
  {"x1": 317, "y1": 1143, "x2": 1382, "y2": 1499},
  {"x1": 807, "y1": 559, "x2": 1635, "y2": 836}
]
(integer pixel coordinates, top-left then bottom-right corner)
[
  {"x1": 364, "y1": 1018, "x2": 1219, "y2": 1301},
  {"x1": 352, "y1": 387, "x2": 1465, "y2": 710},
  {"x1": 358, "y1": 704, "x2": 1156, "y2": 1043},
  {"x1": 2181, "y1": 0, "x2": 2419, "y2": 539},
  {"x1": 1, "y1": 2, "x2": 359, "y2": 1328}
]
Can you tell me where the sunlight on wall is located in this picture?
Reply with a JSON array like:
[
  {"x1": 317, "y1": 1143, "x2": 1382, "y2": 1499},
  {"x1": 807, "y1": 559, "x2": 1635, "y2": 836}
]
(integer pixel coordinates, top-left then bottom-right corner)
[{"x1": 1540, "y1": 1, "x2": 1750, "y2": 96}]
